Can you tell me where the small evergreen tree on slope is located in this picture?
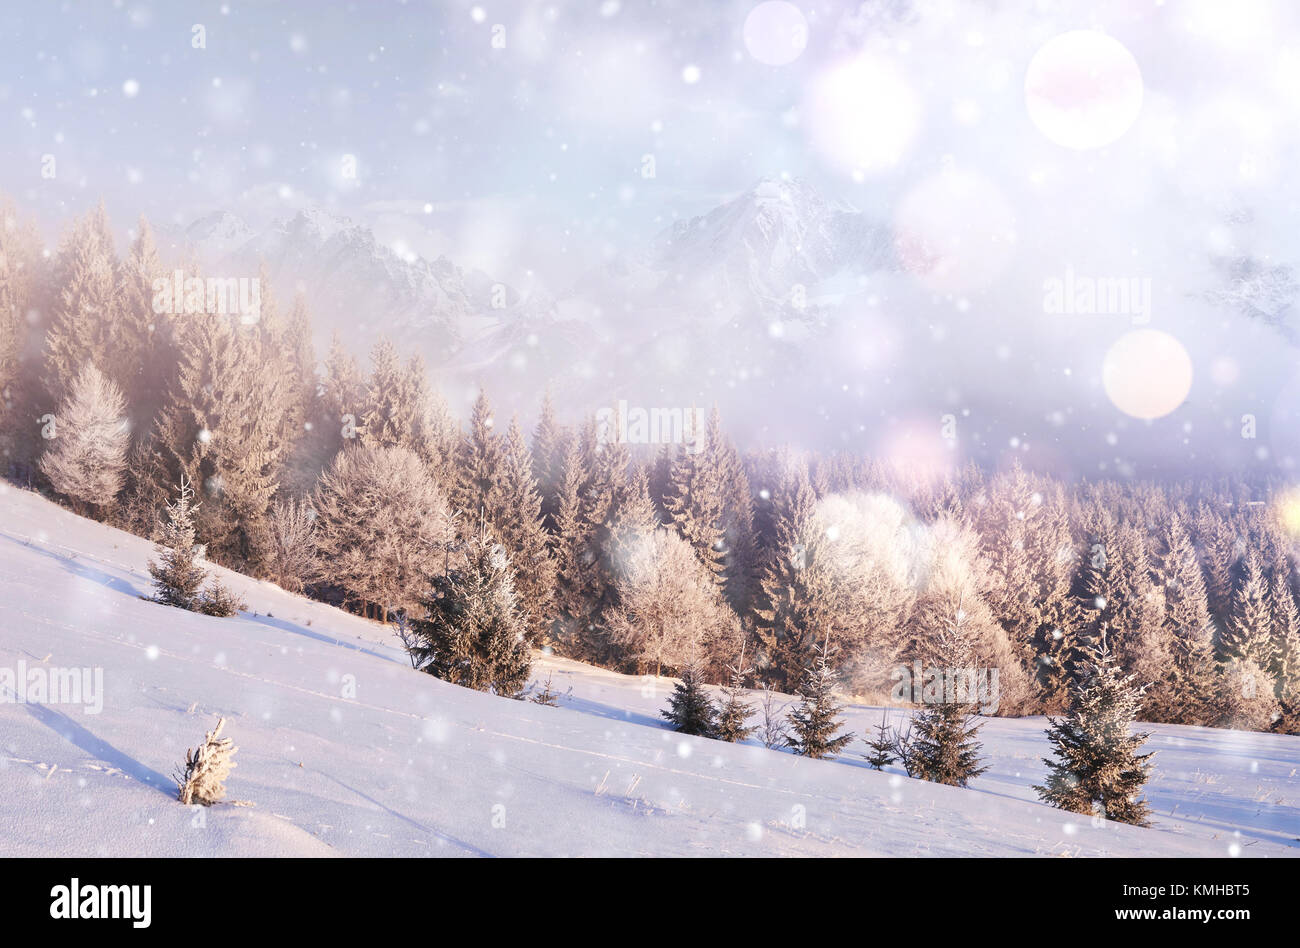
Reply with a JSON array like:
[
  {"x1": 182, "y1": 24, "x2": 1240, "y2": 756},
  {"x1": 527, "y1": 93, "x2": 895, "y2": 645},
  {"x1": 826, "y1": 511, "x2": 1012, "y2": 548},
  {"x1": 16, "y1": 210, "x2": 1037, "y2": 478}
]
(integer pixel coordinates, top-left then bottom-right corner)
[
  {"x1": 715, "y1": 644, "x2": 757, "y2": 743},
  {"x1": 785, "y1": 638, "x2": 853, "y2": 759},
  {"x1": 1034, "y1": 637, "x2": 1154, "y2": 827},
  {"x1": 661, "y1": 662, "x2": 719, "y2": 738}
]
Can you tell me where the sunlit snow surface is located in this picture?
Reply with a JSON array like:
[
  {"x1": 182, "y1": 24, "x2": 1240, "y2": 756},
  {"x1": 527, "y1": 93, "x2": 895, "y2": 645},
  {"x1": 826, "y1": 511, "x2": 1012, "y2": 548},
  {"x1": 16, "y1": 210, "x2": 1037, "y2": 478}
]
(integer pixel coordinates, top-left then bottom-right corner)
[{"x1": 0, "y1": 486, "x2": 1295, "y2": 858}]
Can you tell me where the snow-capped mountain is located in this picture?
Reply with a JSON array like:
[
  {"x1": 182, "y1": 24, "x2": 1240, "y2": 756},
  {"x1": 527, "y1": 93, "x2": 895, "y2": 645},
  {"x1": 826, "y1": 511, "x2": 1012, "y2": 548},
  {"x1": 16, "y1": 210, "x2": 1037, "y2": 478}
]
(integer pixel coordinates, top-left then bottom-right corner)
[
  {"x1": 182, "y1": 207, "x2": 525, "y2": 367},
  {"x1": 176, "y1": 179, "x2": 896, "y2": 426}
]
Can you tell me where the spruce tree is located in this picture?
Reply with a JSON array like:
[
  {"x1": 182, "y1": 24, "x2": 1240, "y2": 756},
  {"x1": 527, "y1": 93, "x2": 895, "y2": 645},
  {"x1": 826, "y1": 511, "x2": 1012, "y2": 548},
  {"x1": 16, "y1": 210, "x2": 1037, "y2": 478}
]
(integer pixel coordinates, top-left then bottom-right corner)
[
  {"x1": 148, "y1": 476, "x2": 208, "y2": 610},
  {"x1": 408, "y1": 523, "x2": 532, "y2": 696},
  {"x1": 44, "y1": 203, "x2": 119, "y2": 407},
  {"x1": 661, "y1": 662, "x2": 719, "y2": 738},
  {"x1": 487, "y1": 418, "x2": 557, "y2": 645},
  {"x1": 1221, "y1": 553, "x2": 1277, "y2": 670},
  {"x1": 754, "y1": 464, "x2": 827, "y2": 689},
  {"x1": 114, "y1": 216, "x2": 170, "y2": 432},
  {"x1": 785, "y1": 639, "x2": 853, "y2": 759},
  {"x1": 863, "y1": 719, "x2": 896, "y2": 770},
  {"x1": 531, "y1": 390, "x2": 565, "y2": 531},
  {"x1": 154, "y1": 310, "x2": 291, "y2": 570},
  {"x1": 359, "y1": 337, "x2": 412, "y2": 449},
  {"x1": 715, "y1": 645, "x2": 757, "y2": 743},
  {"x1": 39, "y1": 362, "x2": 130, "y2": 513},
  {"x1": 1034, "y1": 639, "x2": 1154, "y2": 827},
  {"x1": 905, "y1": 600, "x2": 989, "y2": 787},
  {"x1": 1153, "y1": 513, "x2": 1220, "y2": 725},
  {"x1": 551, "y1": 430, "x2": 603, "y2": 658},
  {"x1": 454, "y1": 388, "x2": 502, "y2": 520},
  {"x1": 663, "y1": 406, "x2": 727, "y2": 581},
  {"x1": 908, "y1": 699, "x2": 988, "y2": 788},
  {"x1": 320, "y1": 332, "x2": 365, "y2": 454}
]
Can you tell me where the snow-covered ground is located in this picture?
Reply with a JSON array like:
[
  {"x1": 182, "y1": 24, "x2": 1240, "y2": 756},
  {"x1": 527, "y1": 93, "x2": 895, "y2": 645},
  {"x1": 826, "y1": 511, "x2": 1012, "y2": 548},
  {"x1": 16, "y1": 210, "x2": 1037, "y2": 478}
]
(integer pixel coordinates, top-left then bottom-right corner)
[{"x1": 0, "y1": 484, "x2": 1295, "y2": 857}]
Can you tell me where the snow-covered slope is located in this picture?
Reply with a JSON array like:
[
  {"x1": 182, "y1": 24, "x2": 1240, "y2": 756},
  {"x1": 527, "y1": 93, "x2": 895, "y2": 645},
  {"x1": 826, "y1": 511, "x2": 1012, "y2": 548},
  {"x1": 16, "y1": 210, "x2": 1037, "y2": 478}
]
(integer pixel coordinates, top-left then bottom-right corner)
[{"x1": 0, "y1": 486, "x2": 1295, "y2": 857}]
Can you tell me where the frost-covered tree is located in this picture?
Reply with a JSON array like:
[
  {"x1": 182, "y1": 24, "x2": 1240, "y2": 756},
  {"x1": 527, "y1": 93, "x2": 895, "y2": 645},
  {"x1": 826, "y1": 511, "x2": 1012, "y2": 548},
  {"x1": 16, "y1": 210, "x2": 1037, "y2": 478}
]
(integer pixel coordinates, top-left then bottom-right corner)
[
  {"x1": 754, "y1": 461, "x2": 827, "y2": 689},
  {"x1": 148, "y1": 475, "x2": 207, "y2": 610},
  {"x1": 407, "y1": 523, "x2": 532, "y2": 696},
  {"x1": 265, "y1": 497, "x2": 317, "y2": 594},
  {"x1": 978, "y1": 463, "x2": 1077, "y2": 706},
  {"x1": 39, "y1": 363, "x2": 129, "y2": 512},
  {"x1": 1221, "y1": 553, "x2": 1277, "y2": 670},
  {"x1": 662, "y1": 407, "x2": 726, "y2": 582},
  {"x1": 1035, "y1": 640, "x2": 1154, "y2": 827},
  {"x1": 175, "y1": 717, "x2": 238, "y2": 806},
  {"x1": 1151, "y1": 513, "x2": 1219, "y2": 725},
  {"x1": 903, "y1": 593, "x2": 989, "y2": 787},
  {"x1": 905, "y1": 518, "x2": 1034, "y2": 716},
  {"x1": 661, "y1": 662, "x2": 719, "y2": 738},
  {"x1": 485, "y1": 418, "x2": 556, "y2": 645},
  {"x1": 453, "y1": 388, "x2": 503, "y2": 520},
  {"x1": 154, "y1": 310, "x2": 292, "y2": 570},
  {"x1": 551, "y1": 429, "x2": 606, "y2": 659},
  {"x1": 604, "y1": 527, "x2": 742, "y2": 677},
  {"x1": 113, "y1": 216, "x2": 170, "y2": 430},
  {"x1": 785, "y1": 639, "x2": 854, "y2": 759},
  {"x1": 1211, "y1": 657, "x2": 1280, "y2": 732},
  {"x1": 531, "y1": 391, "x2": 566, "y2": 531},
  {"x1": 312, "y1": 444, "x2": 453, "y2": 621},
  {"x1": 715, "y1": 644, "x2": 757, "y2": 743},
  {"x1": 148, "y1": 476, "x2": 243, "y2": 617},
  {"x1": 44, "y1": 203, "x2": 119, "y2": 406}
]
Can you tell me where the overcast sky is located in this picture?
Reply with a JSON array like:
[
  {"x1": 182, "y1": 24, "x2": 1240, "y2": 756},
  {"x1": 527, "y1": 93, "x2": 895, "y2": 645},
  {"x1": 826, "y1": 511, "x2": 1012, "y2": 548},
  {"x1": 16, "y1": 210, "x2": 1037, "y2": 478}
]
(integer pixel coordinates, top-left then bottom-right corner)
[{"x1": 4, "y1": 1, "x2": 1300, "y2": 476}]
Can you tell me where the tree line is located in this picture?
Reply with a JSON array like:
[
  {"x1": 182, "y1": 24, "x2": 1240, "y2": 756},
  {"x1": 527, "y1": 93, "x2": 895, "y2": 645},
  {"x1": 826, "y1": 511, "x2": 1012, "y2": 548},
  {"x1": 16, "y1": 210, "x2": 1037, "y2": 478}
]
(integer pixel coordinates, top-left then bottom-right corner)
[{"x1": 1, "y1": 199, "x2": 1298, "y2": 739}]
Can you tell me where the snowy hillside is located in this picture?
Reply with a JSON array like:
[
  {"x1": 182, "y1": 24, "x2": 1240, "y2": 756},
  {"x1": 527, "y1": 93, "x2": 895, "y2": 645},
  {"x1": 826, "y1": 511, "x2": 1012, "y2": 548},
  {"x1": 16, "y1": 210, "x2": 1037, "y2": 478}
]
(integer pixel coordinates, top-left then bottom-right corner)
[{"x1": 0, "y1": 485, "x2": 1295, "y2": 858}]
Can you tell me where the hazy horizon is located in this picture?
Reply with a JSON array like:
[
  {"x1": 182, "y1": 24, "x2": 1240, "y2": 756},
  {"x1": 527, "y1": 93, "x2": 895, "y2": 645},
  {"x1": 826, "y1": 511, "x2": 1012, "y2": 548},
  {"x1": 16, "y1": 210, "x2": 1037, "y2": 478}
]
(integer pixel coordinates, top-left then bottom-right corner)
[{"x1": 5, "y1": 0, "x2": 1300, "y2": 478}]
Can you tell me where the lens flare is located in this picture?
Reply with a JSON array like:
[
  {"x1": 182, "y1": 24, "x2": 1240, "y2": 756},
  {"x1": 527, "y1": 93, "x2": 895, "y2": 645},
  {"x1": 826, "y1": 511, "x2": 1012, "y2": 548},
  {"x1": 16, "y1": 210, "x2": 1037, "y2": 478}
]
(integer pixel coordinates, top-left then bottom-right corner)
[
  {"x1": 1024, "y1": 30, "x2": 1143, "y2": 150},
  {"x1": 1101, "y1": 329, "x2": 1193, "y2": 420}
]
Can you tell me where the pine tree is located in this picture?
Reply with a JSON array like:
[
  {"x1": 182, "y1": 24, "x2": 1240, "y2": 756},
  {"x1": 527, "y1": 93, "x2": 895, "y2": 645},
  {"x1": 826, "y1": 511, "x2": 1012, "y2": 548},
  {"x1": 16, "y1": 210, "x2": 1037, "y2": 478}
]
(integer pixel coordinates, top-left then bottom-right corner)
[
  {"x1": 1153, "y1": 512, "x2": 1220, "y2": 725},
  {"x1": 406, "y1": 354, "x2": 460, "y2": 491},
  {"x1": 531, "y1": 390, "x2": 566, "y2": 531},
  {"x1": 1221, "y1": 553, "x2": 1277, "y2": 669},
  {"x1": 44, "y1": 203, "x2": 119, "y2": 407},
  {"x1": 311, "y1": 444, "x2": 453, "y2": 621},
  {"x1": 715, "y1": 644, "x2": 757, "y2": 742},
  {"x1": 148, "y1": 476, "x2": 208, "y2": 610},
  {"x1": 863, "y1": 719, "x2": 897, "y2": 770},
  {"x1": 905, "y1": 596, "x2": 989, "y2": 787},
  {"x1": 38, "y1": 363, "x2": 129, "y2": 512},
  {"x1": 454, "y1": 388, "x2": 502, "y2": 520},
  {"x1": 661, "y1": 662, "x2": 719, "y2": 738},
  {"x1": 1034, "y1": 639, "x2": 1154, "y2": 827},
  {"x1": 154, "y1": 311, "x2": 291, "y2": 570},
  {"x1": 359, "y1": 337, "x2": 412, "y2": 449},
  {"x1": 663, "y1": 406, "x2": 727, "y2": 582},
  {"x1": 908, "y1": 699, "x2": 988, "y2": 788},
  {"x1": 754, "y1": 464, "x2": 828, "y2": 689},
  {"x1": 408, "y1": 522, "x2": 532, "y2": 695},
  {"x1": 320, "y1": 333, "x2": 365, "y2": 455},
  {"x1": 1266, "y1": 572, "x2": 1300, "y2": 698},
  {"x1": 785, "y1": 639, "x2": 853, "y2": 759},
  {"x1": 486, "y1": 418, "x2": 557, "y2": 644},
  {"x1": 530, "y1": 672, "x2": 563, "y2": 707},
  {"x1": 551, "y1": 429, "x2": 603, "y2": 658},
  {"x1": 114, "y1": 216, "x2": 170, "y2": 433}
]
